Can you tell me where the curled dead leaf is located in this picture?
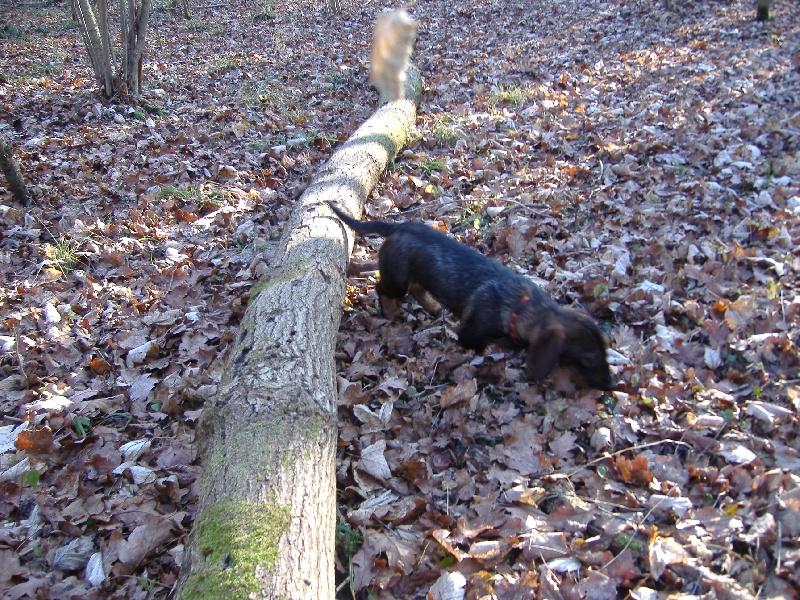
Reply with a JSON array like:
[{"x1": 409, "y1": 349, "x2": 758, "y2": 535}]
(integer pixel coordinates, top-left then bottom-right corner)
[
  {"x1": 432, "y1": 529, "x2": 468, "y2": 562},
  {"x1": 357, "y1": 440, "x2": 392, "y2": 480},
  {"x1": 440, "y1": 379, "x2": 478, "y2": 409},
  {"x1": 615, "y1": 455, "x2": 653, "y2": 486},
  {"x1": 427, "y1": 570, "x2": 466, "y2": 600},
  {"x1": 125, "y1": 340, "x2": 159, "y2": 368},
  {"x1": 88, "y1": 356, "x2": 112, "y2": 375},
  {"x1": 175, "y1": 208, "x2": 198, "y2": 223},
  {"x1": 648, "y1": 536, "x2": 687, "y2": 580},
  {"x1": 15, "y1": 425, "x2": 57, "y2": 454}
]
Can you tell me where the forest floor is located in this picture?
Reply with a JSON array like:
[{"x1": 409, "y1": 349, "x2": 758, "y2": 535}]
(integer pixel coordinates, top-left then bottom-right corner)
[{"x1": 1, "y1": 0, "x2": 799, "y2": 598}]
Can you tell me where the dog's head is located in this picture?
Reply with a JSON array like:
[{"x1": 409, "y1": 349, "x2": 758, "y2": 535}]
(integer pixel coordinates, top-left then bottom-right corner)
[{"x1": 525, "y1": 308, "x2": 613, "y2": 390}]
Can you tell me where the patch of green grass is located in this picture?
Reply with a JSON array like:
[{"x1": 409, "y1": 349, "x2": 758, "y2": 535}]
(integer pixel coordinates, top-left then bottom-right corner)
[
  {"x1": 43, "y1": 236, "x2": 82, "y2": 274},
  {"x1": 254, "y1": 11, "x2": 276, "y2": 20},
  {"x1": 614, "y1": 531, "x2": 645, "y2": 553},
  {"x1": 253, "y1": 0, "x2": 278, "y2": 20},
  {"x1": 159, "y1": 185, "x2": 194, "y2": 200},
  {"x1": 143, "y1": 103, "x2": 168, "y2": 116},
  {"x1": 200, "y1": 194, "x2": 225, "y2": 209},
  {"x1": 152, "y1": 0, "x2": 189, "y2": 15},
  {"x1": 326, "y1": 69, "x2": 352, "y2": 88},
  {"x1": 0, "y1": 23, "x2": 24, "y2": 38},
  {"x1": 208, "y1": 56, "x2": 239, "y2": 72},
  {"x1": 454, "y1": 201, "x2": 490, "y2": 231},
  {"x1": 431, "y1": 115, "x2": 465, "y2": 147},
  {"x1": 762, "y1": 157, "x2": 775, "y2": 185},
  {"x1": 310, "y1": 131, "x2": 341, "y2": 146},
  {"x1": 336, "y1": 517, "x2": 363, "y2": 598},
  {"x1": 33, "y1": 60, "x2": 63, "y2": 76},
  {"x1": 671, "y1": 162, "x2": 687, "y2": 176},
  {"x1": 99, "y1": 411, "x2": 134, "y2": 426},
  {"x1": 186, "y1": 18, "x2": 206, "y2": 30},
  {"x1": 31, "y1": 17, "x2": 75, "y2": 36},
  {"x1": 421, "y1": 159, "x2": 447, "y2": 175},
  {"x1": 332, "y1": 99, "x2": 354, "y2": 111},
  {"x1": 489, "y1": 84, "x2": 530, "y2": 107},
  {"x1": 73, "y1": 415, "x2": 91, "y2": 438},
  {"x1": 239, "y1": 83, "x2": 307, "y2": 124},
  {"x1": 186, "y1": 19, "x2": 223, "y2": 34},
  {"x1": 239, "y1": 82, "x2": 264, "y2": 105},
  {"x1": 198, "y1": 182, "x2": 229, "y2": 208}
]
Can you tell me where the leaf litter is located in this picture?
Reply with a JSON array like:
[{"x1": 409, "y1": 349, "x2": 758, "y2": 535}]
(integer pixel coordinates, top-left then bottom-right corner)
[{"x1": 1, "y1": 0, "x2": 799, "y2": 598}]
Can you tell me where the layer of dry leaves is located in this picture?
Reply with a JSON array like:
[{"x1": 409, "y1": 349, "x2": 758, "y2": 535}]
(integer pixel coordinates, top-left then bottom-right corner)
[{"x1": 1, "y1": 0, "x2": 799, "y2": 598}]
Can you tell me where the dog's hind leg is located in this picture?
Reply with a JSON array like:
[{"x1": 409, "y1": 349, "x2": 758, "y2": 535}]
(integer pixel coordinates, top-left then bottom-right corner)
[{"x1": 408, "y1": 282, "x2": 442, "y2": 315}]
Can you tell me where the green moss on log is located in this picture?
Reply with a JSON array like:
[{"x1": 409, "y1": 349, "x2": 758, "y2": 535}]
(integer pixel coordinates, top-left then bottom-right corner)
[
  {"x1": 182, "y1": 500, "x2": 292, "y2": 600},
  {"x1": 198, "y1": 406, "x2": 328, "y2": 501},
  {"x1": 249, "y1": 259, "x2": 312, "y2": 301}
]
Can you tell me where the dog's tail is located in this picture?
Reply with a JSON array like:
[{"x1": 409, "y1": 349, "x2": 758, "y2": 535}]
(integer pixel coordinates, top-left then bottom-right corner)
[{"x1": 327, "y1": 202, "x2": 399, "y2": 237}]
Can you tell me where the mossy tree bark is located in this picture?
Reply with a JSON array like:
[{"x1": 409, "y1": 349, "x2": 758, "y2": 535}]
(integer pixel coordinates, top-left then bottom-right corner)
[
  {"x1": 0, "y1": 132, "x2": 29, "y2": 206},
  {"x1": 756, "y1": 0, "x2": 771, "y2": 21},
  {"x1": 174, "y1": 66, "x2": 422, "y2": 600}
]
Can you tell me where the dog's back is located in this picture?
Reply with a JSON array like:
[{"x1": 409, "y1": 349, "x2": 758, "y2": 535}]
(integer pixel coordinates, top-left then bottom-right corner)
[{"x1": 328, "y1": 202, "x2": 510, "y2": 316}]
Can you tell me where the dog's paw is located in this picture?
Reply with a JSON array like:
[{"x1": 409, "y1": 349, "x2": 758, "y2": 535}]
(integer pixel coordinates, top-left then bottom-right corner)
[{"x1": 379, "y1": 295, "x2": 403, "y2": 320}]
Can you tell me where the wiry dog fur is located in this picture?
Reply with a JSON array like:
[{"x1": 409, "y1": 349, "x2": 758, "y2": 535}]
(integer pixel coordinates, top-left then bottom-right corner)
[{"x1": 329, "y1": 203, "x2": 613, "y2": 390}]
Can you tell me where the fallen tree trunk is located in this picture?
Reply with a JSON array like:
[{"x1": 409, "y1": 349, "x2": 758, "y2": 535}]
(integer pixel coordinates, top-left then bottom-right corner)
[{"x1": 175, "y1": 66, "x2": 421, "y2": 600}]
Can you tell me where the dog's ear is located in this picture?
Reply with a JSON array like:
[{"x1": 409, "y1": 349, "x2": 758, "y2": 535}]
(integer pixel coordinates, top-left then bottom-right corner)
[{"x1": 526, "y1": 324, "x2": 566, "y2": 381}]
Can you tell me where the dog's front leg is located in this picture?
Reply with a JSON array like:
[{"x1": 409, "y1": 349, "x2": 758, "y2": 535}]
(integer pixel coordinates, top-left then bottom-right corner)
[
  {"x1": 457, "y1": 329, "x2": 488, "y2": 353},
  {"x1": 375, "y1": 259, "x2": 409, "y2": 320}
]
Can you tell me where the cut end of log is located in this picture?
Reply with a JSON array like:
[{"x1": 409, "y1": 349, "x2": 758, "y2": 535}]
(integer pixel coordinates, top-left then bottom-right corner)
[{"x1": 369, "y1": 9, "x2": 418, "y2": 103}]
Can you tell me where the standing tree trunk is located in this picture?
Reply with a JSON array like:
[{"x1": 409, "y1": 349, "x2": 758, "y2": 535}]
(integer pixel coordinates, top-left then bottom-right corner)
[
  {"x1": 0, "y1": 133, "x2": 30, "y2": 206},
  {"x1": 120, "y1": 0, "x2": 151, "y2": 97},
  {"x1": 71, "y1": 0, "x2": 151, "y2": 98},
  {"x1": 174, "y1": 66, "x2": 422, "y2": 600},
  {"x1": 756, "y1": 0, "x2": 771, "y2": 21}
]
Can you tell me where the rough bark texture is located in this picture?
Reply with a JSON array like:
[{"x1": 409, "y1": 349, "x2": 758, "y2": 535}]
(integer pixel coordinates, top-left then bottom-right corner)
[
  {"x1": 72, "y1": 0, "x2": 113, "y2": 96},
  {"x1": 121, "y1": 0, "x2": 151, "y2": 97},
  {"x1": 175, "y1": 66, "x2": 421, "y2": 600},
  {"x1": 0, "y1": 132, "x2": 30, "y2": 206}
]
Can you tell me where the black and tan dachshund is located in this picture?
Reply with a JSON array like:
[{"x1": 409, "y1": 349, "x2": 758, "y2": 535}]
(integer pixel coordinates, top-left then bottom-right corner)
[{"x1": 329, "y1": 203, "x2": 613, "y2": 390}]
